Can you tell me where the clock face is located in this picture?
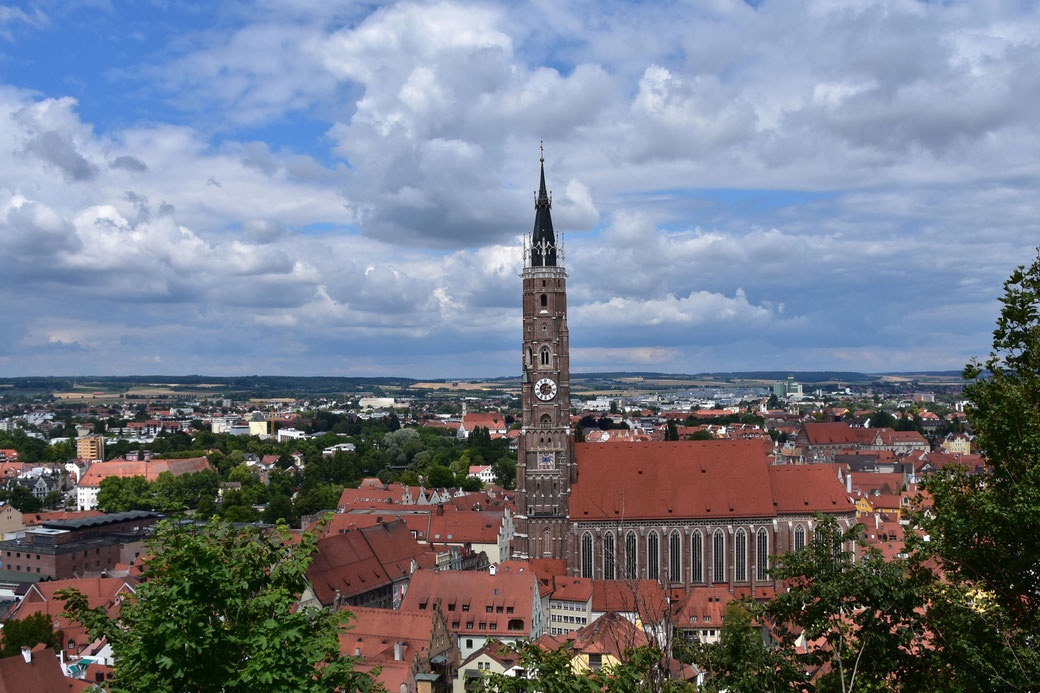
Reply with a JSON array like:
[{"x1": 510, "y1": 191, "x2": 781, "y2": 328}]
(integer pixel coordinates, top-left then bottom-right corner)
[
  {"x1": 538, "y1": 452, "x2": 554, "y2": 469},
  {"x1": 534, "y1": 377, "x2": 558, "y2": 401}
]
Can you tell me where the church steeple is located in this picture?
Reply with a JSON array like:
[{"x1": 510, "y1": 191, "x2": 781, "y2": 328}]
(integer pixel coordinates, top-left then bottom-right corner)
[
  {"x1": 530, "y1": 143, "x2": 557, "y2": 267},
  {"x1": 515, "y1": 147, "x2": 573, "y2": 561}
]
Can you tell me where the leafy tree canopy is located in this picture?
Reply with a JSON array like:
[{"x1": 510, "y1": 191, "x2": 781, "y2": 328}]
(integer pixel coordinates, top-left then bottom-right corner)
[{"x1": 57, "y1": 519, "x2": 379, "y2": 693}]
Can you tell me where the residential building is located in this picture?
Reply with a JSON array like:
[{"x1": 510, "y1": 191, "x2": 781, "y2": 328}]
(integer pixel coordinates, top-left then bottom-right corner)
[
  {"x1": 400, "y1": 565, "x2": 544, "y2": 660},
  {"x1": 75, "y1": 435, "x2": 104, "y2": 463}
]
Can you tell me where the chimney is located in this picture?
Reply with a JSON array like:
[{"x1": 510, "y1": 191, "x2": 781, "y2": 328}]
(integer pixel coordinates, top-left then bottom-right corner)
[
  {"x1": 333, "y1": 588, "x2": 343, "y2": 611},
  {"x1": 394, "y1": 642, "x2": 403, "y2": 661},
  {"x1": 20, "y1": 646, "x2": 30, "y2": 663}
]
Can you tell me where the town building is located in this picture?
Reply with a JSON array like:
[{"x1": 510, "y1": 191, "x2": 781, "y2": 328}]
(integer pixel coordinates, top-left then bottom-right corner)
[
  {"x1": 0, "y1": 510, "x2": 160, "y2": 580},
  {"x1": 75, "y1": 434, "x2": 104, "y2": 463}
]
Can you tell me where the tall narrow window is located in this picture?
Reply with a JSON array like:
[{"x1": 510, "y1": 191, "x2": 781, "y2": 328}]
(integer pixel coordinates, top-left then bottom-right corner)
[
  {"x1": 581, "y1": 532, "x2": 594, "y2": 578},
  {"x1": 735, "y1": 529, "x2": 747, "y2": 582},
  {"x1": 794, "y1": 524, "x2": 806, "y2": 552},
  {"x1": 757, "y1": 529, "x2": 769, "y2": 580},
  {"x1": 647, "y1": 531, "x2": 659, "y2": 580},
  {"x1": 540, "y1": 347, "x2": 551, "y2": 367},
  {"x1": 691, "y1": 531, "x2": 703, "y2": 583},
  {"x1": 603, "y1": 532, "x2": 616, "y2": 580},
  {"x1": 669, "y1": 531, "x2": 682, "y2": 583},
  {"x1": 540, "y1": 294, "x2": 548, "y2": 307},
  {"x1": 542, "y1": 528, "x2": 552, "y2": 557},
  {"x1": 713, "y1": 530, "x2": 725, "y2": 583},
  {"x1": 625, "y1": 532, "x2": 637, "y2": 579},
  {"x1": 525, "y1": 347, "x2": 533, "y2": 367}
]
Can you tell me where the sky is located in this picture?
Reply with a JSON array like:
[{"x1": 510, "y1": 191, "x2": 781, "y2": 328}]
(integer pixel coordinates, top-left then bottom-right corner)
[{"x1": 0, "y1": 0, "x2": 1037, "y2": 378}]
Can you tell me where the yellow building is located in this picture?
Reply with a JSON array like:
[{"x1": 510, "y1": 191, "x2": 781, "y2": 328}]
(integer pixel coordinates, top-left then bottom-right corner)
[
  {"x1": 942, "y1": 434, "x2": 971, "y2": 455},
  {"x1": 76, "y1": 434, "x2": 104, "y2": 462}
]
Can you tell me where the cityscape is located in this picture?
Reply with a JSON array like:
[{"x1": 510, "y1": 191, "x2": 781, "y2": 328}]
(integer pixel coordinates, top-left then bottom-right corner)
[{"x1": 0, "y1": 2, "x2": 1037, "y2": 692}]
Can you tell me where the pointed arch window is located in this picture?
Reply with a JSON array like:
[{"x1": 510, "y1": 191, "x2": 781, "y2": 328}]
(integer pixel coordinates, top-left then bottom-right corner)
[
  {"x1": 581, "y1": 532, "x2": 594, "y2": 578},
  {"x1": 756, "y1": 528, "x2": 769, "y2": 580},
  {"x1": 542, "y1": 528, "x2": 552, "y2": 557},
  {"x1": 794, "y1": 524, "x2": 806, "y2": 552},
  {"x1": 603, "y1": 532, "x2": 616, "y2": 580},
  {"x1": 647, "y1": 531, "x2": 659, "y2": 580},
  {"x1": 525, "y1": 347, "x2": 533, "y2": 367},
  {"x1": 712, "y1": 530, "x2": 725, "y2": 583},
  {"x1": 691, "y1": 531, "x2": 703, "y2": 583},
  {"x1": 625, "y1": 532, "x2": 637, "y2": 579},
  {"x1": 539, "y1": 415, "x2": 552, "y2": 429},
  {"x1": 540, "y1": 347, "x2": 551, "y2": 367},
  {"x1": 669, "y1": 530, "x2": 682, "y2": 583},
  {"x1": 735, "y1": 529, "x2": 747, "y2": 582}
]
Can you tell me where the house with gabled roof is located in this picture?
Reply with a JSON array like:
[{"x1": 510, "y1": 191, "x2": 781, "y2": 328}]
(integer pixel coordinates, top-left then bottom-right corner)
[
  {"x1": 340, "y1": 605, "x2": 459, "y2": 693},
  {"x1": 400, "y1": 565, "x2": 543, "y2": 660}
]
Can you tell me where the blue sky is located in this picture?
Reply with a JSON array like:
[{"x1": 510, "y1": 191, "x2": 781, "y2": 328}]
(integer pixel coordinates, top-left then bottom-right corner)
[{"x1": 0, "y1": 0, "x2": 1038, "y2": 377}]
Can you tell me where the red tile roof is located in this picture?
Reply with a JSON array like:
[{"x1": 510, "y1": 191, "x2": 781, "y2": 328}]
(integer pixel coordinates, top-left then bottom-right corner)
[
  {"x1": 400, "y1": 568, "x2": 538, "y2": 637},
  {"x1": 571, "y1": 441, "x2": 777, "y2": 520},
  {"x1": 0, "y1": 647, "x2": 74, "y2": 693},
  {"x1": 768, "y1": 465, "x2": 854, "y2": 514},
  {"x1": 802, "y1": 423, "x2": 874, "y2": 446},
  {"x1": 463, "y1": 413, "x2": 507, "y2": 431},
  {"x1": 78, "y1": 457, "x2": 210, "y2": 487},
  {"x1": 591, "y1": 580, "x2": 668, "y2": 623}
]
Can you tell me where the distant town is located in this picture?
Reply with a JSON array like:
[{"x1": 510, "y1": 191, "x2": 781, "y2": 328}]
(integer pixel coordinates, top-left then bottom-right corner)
[{"x1": 0, "y1": 367, "x2": 974, "y2": 689}]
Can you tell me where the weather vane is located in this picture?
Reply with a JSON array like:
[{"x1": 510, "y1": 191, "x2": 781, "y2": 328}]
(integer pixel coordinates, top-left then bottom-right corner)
[{"x1": 540, "y1": 140, "x2": 544, "y2": 163}]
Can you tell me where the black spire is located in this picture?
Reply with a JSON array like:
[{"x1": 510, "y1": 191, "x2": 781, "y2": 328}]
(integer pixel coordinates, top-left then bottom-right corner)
[{"x1": 531, "y1": 143, "x2": 556, "y2": 267}]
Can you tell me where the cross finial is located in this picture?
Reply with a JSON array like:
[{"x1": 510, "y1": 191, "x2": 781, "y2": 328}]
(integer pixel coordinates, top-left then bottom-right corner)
[{"x1": 540, "y1": 141, "x2": 544, "y2": 163}]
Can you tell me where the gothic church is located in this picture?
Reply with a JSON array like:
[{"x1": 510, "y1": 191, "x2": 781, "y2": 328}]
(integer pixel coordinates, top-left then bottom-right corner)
[{"x1": 515, "y1": 157, "x2": 855, "y2": 591}]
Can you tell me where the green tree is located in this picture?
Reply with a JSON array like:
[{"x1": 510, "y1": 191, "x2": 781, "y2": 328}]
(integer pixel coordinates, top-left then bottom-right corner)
[
  {"x1": 867, "y1": 410, "x2": 896, "y2": 428},
  {"x1": 0, "y1": 612, "x2": 61, "y2": 656},
  {"x1": 695, "y1": 517, "x2": 927, "y2": 692},
  {"x1": 687, "y1": 602, "x2": 799, "y2": 693},
  {"x1": 426, "y1": 464, "x2": 454, "y2": 488},
  {"x1": 913, "y1": 249, "x2": 1040, "y2": 689},
  {"x1": 57, "y1": 519, "x2": 379, "y2": 692},
  {"x1": 665, "y1": 419, "x2": 679, "y2": 441},
  {"x1": 478, "y1": 641, "x2": 695, "y2": 692}
]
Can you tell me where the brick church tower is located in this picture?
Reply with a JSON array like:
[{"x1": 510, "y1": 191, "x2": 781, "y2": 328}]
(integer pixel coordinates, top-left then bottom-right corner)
[{"x1": 514, "y1": 151, "x2": 576, "y2": 560}]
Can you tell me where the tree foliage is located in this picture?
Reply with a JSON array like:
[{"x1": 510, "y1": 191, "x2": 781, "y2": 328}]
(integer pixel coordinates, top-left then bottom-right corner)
[
  {"x1": 912, "y1": 248, "x2": 1040, "y2": 689},
  {"x1": 694, "y1": 517, "x2": 927, "y2": 692},
  {"x1": 56, "y1": 519, "x2": 380, "y2": 693},
  {"x1": 477, "y1": 641, "x2": 696, "y2": 692},
  {"x1": 0, "y1": 612, "x2": 61, "y2": 657}
]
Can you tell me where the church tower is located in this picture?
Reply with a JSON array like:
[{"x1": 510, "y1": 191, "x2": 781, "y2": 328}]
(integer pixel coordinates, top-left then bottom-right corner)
[{"x1": 514, "y1": 149, "x2": 575, "y2": 560}]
